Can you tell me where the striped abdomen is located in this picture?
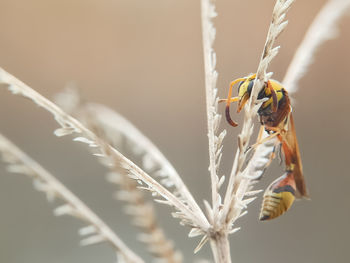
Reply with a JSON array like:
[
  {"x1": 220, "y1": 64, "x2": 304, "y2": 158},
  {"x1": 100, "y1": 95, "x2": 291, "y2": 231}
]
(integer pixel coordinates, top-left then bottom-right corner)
[{"x1": 259, "y1": 171, "x2": 296, "y2": 221}]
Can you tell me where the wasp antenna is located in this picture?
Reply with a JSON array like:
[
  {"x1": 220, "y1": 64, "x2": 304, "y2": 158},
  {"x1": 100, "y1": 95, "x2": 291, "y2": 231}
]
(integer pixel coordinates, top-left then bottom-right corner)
[
  {"x1": 225, "y1": 77, "x2": 245, "y2": 127},
  {"x1": 225, "y1": 105, "x2": 238, "y2": 127},
  {"x1": 267, "y1": 81, "x2": 278, "y2": 112}
]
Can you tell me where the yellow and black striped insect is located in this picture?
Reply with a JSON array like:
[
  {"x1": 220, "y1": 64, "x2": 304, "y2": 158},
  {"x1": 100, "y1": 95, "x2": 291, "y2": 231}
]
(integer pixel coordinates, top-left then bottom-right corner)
[{"x1": 222, "y1": 73, "x2": 308, "y2": 220}]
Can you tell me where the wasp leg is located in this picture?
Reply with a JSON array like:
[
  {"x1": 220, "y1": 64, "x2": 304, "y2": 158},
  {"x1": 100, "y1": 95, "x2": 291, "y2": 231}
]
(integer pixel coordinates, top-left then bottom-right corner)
[
  {"x1": 224, "y1": 77, "x2": 247, "y2": 127},
  {"x1": 247, "y1": 131, "x2": 280, "y2": 152},
  {"x1": 257, "y1": 124, "x2": 265, "y2": 141},
  {"x1": 276, "y1": 143, "x2": 283, "y2": 165},
  {"x1": 251, "y1": 126, "x2": 280, "y2": 180},
  {"x1": 245, "y1": 125, "x2": 265, "y2": 154},
  {"x1": 247, "y1": 73, "x2": 257, "y2": 80},
  {"x1": 264, "y1": 141, "x2": 280, "y2": 168},
  {"x1": 218, "y1": 97, "x2": 239, "y2": 104}
]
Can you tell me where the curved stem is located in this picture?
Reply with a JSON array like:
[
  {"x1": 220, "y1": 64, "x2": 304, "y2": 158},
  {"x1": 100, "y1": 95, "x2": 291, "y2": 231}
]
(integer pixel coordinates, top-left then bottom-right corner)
[{"x1": 209, "y1": 232, "x2": 232, "y2": 263}]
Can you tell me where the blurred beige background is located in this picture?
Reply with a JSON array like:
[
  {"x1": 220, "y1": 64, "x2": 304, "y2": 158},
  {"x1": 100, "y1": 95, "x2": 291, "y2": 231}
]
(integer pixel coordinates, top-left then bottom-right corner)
[{"x1": 0, "y1": 0, "x2": 350, "y2": 262}]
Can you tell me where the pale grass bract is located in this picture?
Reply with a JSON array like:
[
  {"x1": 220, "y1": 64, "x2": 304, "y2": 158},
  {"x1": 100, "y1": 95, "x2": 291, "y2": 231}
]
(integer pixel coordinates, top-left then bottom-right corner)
[{"x1": 0, "y1": 0, "x2": 349, "y2": 262}]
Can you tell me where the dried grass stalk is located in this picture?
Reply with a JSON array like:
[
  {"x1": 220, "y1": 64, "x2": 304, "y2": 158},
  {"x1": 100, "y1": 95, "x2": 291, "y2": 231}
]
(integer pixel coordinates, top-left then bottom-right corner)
[
  {"x1": 110, "y1": 171, "x2": 183, "y2": 263},
  {"x1": 201, "y1": 0, "x2": 226, "y2": 226},
  {"x1": 283, "y1": 0, "x2": 350, "y2": 93},
  {"x1": 221, "y1": 0, "x2": 295, "y2": 230},
  {"x1": 199, "y1": 0, "x2": 295, "y2": 261},
  {"x1": 0, "y1": 133, "x2": 144, "y2": 263},
  {"x1": 0, "y1": 68, "x2": 210, "y2": 234},
  {"x1": 243, "y1": 0, "x2": 350, "y2": 191},
  {"x1": 54, "y1": 91, "x2": 183, "y2": 262},
  {"x1": 200, "y1": 0, "x2": 233, "y2": 261},
  {"x1": 71, "y1": 100, "x2": 204, "y2": 219},
  {"x1": 2, "y1": 0, "x2": 343, "y2": 261}
]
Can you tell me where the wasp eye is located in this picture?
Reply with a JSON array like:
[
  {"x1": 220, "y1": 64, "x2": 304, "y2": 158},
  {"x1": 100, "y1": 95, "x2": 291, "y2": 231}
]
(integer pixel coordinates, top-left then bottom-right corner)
[
  {"x1": 237, "y1": 81, "x2": 244, "y2": 92},
  {"x1": 247, "y1": 80, "x2": 254, "y2": 94}
]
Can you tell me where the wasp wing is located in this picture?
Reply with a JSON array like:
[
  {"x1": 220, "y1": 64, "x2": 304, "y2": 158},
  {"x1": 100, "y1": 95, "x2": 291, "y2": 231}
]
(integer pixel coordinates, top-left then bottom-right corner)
[{"x1": 284, "y1": 113, "x2": 309, "y2": 198}]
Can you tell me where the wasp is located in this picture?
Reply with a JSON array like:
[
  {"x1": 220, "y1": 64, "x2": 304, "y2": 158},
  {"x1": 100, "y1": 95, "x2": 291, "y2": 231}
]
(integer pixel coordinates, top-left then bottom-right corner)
[{"x1": 222, "y1": 73, "x2": 308, "y2": 220}]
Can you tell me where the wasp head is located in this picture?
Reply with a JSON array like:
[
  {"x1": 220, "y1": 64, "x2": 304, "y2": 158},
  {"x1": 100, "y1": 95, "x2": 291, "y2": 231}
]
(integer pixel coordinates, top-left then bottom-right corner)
[
  {"x1": 224, "y1": 74, "x2": 256, "y2": 127},
  {"x1": 237, "y1": 76, "x2": 255, "y2": 112}
]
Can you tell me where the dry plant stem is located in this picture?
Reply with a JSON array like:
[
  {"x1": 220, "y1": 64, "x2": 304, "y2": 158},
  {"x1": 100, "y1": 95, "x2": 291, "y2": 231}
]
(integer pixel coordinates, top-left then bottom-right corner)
[
  {"x1": 283, "y1": 0, "x2": 350, "y2": 93},
  {"x1": 0, "y1": 133, "x2": 143, "y2": 263},
  {"x1": 221, "y1": 0, "x2": 295, "y2": 227},
  {"x1": 0, "y1": 68, "x2": 210, "y2": 233},
  {"x1": 55, "y1": 91, "x2": 183, "y2": 261},
  {"x1": 209, "y1": 232, "x2": 231, "y2": 263},
  {"x1": 201, "y1": 0, "x2": 230, "y2": 261},
  {"x1": 76, "y1": 107, "x2": 182, "y2": 262},
  {"x1": 113, "y1": 172, "x2": 182, "y2": 262},
  {"x1": 244, "y1": 0, "x2": 350, "y2": 179},
  {"x1": 201, "y1": 0, "x2": 225, "y2": 226},
  {"x1": 82, "y1": 103, "x2": 205, "y2": 223},
  {"x1": 107, "y1": 168, "x2": 181, "y2": 262},
  {"x1": 241, "y1": 133, "x2": 277, "y2": 180}
]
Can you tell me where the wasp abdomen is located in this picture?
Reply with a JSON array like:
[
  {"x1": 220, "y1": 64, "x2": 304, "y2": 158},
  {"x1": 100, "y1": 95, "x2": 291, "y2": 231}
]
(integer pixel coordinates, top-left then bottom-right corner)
[{"x1": 259, "y1": 172, "x2": 296, "y2": 221}]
